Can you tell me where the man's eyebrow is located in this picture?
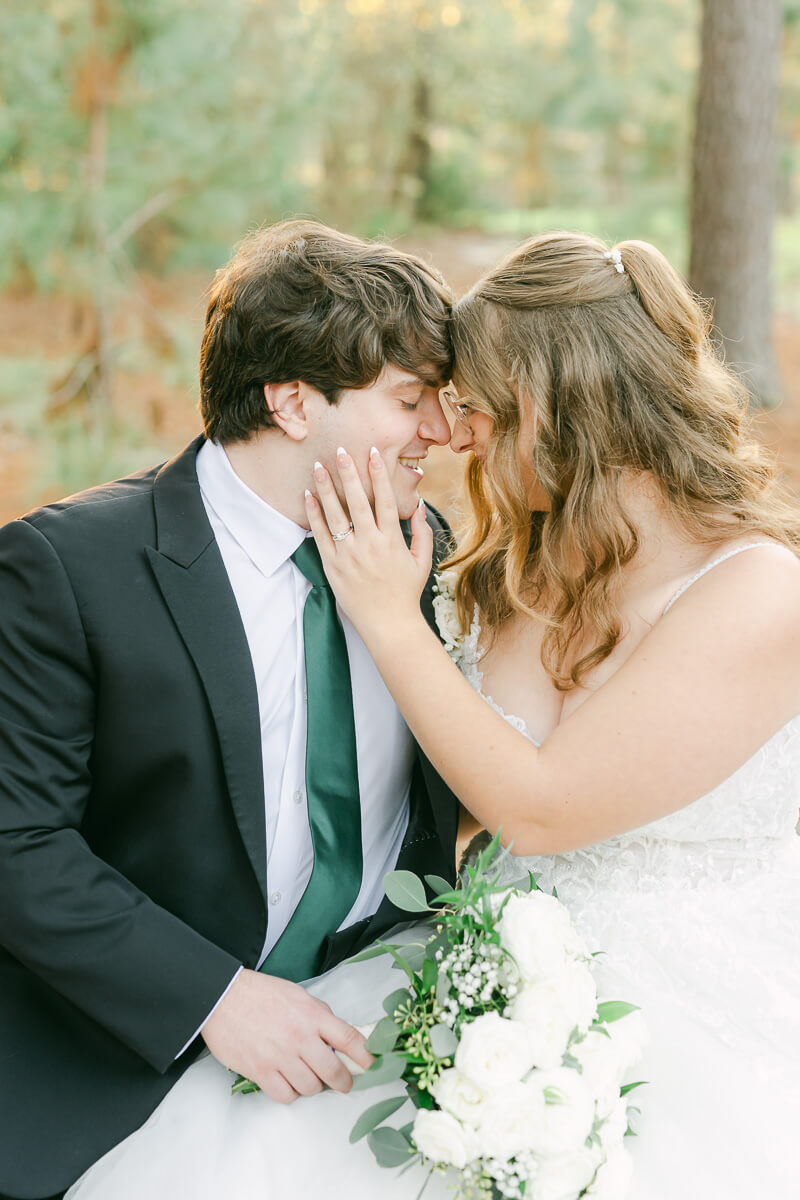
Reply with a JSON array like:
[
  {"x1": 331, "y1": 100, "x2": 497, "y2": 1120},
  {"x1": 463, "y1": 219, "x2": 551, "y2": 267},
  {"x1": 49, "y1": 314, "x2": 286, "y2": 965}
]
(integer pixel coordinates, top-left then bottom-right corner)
[{"x1": 394, "y1": 374, "x2": 443, "y2": 391}]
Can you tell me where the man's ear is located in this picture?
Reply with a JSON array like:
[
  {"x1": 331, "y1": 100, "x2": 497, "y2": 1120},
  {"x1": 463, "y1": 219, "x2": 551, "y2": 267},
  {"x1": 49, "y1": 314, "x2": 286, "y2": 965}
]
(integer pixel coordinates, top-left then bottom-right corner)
[{"x1": 265, "y1": 382, "x2": 308, "y2": 441}]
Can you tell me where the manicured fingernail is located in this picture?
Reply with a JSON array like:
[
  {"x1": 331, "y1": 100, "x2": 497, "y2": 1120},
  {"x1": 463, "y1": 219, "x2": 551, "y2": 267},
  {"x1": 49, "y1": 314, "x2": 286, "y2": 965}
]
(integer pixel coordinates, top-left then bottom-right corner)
[
  {"x1": 336, "y1": 446, "x2": 348, "y2": 464},
  {"x1": 313, "y1": 461, "x2": 325, "y2": 480},
  {"x1": 418, "y1": 496, "x2": 425, "y2": 510},
  {"x1": 369, "y1": 446, "x2": 382, "y2": 468},
  {"x1": 304, "y1": 488, "x2": 313, "y2": 501}
]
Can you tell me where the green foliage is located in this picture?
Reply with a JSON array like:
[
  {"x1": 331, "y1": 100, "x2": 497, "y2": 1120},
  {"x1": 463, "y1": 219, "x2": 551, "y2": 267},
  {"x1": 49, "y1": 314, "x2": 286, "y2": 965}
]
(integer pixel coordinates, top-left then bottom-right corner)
[
  {"x1": 3, "y1": 0, "x2": 797, "y2": 287},
  {"x1": 594, "y1": 1000, "x2": 641, "y2": 1024},
  {"x1": 349, "y1": 1095, "x2": 409, "y2": 1144}
]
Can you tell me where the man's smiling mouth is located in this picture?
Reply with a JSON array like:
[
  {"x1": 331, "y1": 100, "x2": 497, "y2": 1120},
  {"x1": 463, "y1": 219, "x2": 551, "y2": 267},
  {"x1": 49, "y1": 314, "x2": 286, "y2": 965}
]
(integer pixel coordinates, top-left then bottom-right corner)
[{"x1": 398, "y1": 456, "x2": 425, "y2": 477}]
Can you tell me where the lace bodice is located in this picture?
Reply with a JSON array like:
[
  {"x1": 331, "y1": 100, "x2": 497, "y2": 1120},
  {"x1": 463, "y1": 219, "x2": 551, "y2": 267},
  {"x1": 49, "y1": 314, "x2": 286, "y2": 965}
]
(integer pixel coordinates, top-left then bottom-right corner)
[{"x1": 459, "y1": 544, "x2": 800, "y2": 898}]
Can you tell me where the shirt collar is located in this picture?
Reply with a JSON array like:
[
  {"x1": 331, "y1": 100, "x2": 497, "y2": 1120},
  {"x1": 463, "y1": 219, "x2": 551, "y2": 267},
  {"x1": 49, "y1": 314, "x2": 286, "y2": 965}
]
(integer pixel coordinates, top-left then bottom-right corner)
[{"x1": 196, "y1": 439, "x2": 309, "y2": 578}]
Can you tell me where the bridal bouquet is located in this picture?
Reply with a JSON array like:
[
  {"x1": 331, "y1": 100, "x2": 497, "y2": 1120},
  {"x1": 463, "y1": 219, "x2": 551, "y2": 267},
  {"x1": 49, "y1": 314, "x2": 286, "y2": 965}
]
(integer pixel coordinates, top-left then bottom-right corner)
[{"x1": 348, "y1": 835, "x2": 646, "y2": 1200}]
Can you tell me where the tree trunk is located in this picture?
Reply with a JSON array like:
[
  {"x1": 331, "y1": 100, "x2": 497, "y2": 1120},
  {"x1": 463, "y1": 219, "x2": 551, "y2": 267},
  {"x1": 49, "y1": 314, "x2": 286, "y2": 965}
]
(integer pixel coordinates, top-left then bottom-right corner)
[
  {"x1": 689, "y1": 0, "x2": 783, "y2": 404},
  {"x1": 391, "y1": 73, "x2": 432, "y2": 222},
  {"x1": 86, "y1": 0, "x2": 114, "y2": 440}
]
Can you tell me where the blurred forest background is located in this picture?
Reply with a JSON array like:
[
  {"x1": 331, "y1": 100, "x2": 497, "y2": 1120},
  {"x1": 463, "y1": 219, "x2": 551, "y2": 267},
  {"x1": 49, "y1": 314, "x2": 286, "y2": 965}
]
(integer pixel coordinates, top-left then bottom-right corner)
[{"x1": 1, "y1": 0, "x2": 799, "y2": 522}]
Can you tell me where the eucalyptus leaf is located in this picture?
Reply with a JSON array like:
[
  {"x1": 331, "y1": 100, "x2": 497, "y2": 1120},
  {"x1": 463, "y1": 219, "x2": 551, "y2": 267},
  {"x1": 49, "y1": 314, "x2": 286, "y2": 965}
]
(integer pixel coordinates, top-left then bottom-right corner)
[
  {"x1": 351, "y1": 1052, "x2": 408, "y2": 1091},
  {"x1": 429, "y1": 1022, "x2": 458, "y2": 1058},
  {"x1": 595, "y1": 1001, "x2": 641, "y2": 1024},
  {"x1": 367, "y1": 1125, "x2": 415, "y2": 1168},
  {"x1": 366, "y1": 1016, "x2": 400, "y2": 1055},
  {"x1": 347, "y1": 943, "x2": 392, "y2": 964},
  {"x1": 383, "y1": 870, "x2": 431, "y2": 913},
  {"x1": 384, "y1": 942, "x2": 420, "y2": 982},
  {"x1": 383, "y1": 987, "x2": 412, "y2": 1017},
  {"x1": 392, "y1": 941, "x2": 427, "y2": 973},
  {"x1": 426, "y1": 888, "x2": 462, "y2": 906},
  {"x1": 424, "y1": 873, "x2": 454, "y2": 899},
  {"x1": 349, "y1": 1095, "x2": 408, "y2": 1143}
]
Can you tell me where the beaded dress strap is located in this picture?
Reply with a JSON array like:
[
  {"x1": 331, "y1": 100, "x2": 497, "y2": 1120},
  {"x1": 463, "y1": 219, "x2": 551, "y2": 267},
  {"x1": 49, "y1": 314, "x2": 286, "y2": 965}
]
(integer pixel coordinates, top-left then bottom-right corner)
[{"x1": 662, "y1": 542, "x2": 792, "y2": 616}]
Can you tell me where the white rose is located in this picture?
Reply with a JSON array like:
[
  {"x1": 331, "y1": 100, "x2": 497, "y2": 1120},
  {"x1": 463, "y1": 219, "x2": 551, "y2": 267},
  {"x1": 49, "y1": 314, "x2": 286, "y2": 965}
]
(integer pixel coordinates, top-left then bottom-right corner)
[
  {"x1": 598, "y1": 1099, "x2": 628, "y2": 1150},
  {"x1": 571, "y1": 1029, "x2": 624, "y2": 1117},
  {"x1": 432, "y1": 1068, "x2": 487, "y2": 1127},
  {"x1": 455, "y1": 1012, "x2": 536, "y2": 1091},
  {"x1": 605, "y1": 1008, "x2": 648, "y2": 1078},
  {"x1": 510, "y1": 963, "x2": 598, "y2": 1068},
  {"x1": 529, "y1": 1146, "x2": 602, "y2": 1200},
  {"x1": 476, "y1": 1082, "x2": 546, "y2": 1160},
  {"x1": 527, "y1": 1067, "x2": 596, "y2": 1156},
  {"x1": 498, "y1": 892, "x2": 587, "y2": 983},
  {"x1": 584, "y1": 1146, "x2": 633, "y2": 1200},
  {"x1": 412, "y1": 1108, "x2": 474, "y2": 1169},
  {"x1": 508, "y1": 982, "x2": 573, "y2": 1069}
]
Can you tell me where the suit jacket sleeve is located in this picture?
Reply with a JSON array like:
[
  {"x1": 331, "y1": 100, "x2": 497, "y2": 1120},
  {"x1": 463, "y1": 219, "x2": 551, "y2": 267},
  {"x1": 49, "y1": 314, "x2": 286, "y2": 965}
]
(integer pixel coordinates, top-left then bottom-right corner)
[{"x1": 0, "y1": 519, "x2": 241, "y2": 1073}]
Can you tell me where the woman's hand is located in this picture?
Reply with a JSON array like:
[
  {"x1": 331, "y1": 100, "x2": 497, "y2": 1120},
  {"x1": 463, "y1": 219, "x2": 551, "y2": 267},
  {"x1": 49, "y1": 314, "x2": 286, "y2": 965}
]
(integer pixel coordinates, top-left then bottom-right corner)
[{"x1": 304, "y1": 446, "x2": 432, "y2": 643}]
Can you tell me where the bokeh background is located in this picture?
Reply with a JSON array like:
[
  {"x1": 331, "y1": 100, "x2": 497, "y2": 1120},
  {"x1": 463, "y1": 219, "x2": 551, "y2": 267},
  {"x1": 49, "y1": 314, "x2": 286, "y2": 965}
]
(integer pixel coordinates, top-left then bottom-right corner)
[{"x1": 1, "y1": 0, "x2": 799, "y2": 523}]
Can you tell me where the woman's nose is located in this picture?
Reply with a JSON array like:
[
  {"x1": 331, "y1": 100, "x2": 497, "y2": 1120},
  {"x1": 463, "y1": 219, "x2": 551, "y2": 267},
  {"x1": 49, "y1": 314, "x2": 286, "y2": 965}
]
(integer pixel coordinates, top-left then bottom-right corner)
[{"x1": 449, "y1": 419, "x2": 474, "y2": 454}]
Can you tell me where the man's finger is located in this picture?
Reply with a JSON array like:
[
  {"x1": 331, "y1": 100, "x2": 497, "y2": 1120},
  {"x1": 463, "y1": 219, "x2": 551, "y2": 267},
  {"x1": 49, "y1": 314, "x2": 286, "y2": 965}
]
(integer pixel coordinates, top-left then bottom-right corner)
[
  {"x1": 320, "y1": 1012, "x2": 374, "y2": 1072},
  {"x1": 282, "y1": 1057, "x2": 325, "y2": 1098},
  {"x1": 261, "y1": 1071, "x2": 301, "y2": 1105},
  {"x1": 303, "y1": 1040, "x2": 355, "y2": 1094},
  {"x1": 368, "y1": 447, "x2": 401, "y2": 535}
]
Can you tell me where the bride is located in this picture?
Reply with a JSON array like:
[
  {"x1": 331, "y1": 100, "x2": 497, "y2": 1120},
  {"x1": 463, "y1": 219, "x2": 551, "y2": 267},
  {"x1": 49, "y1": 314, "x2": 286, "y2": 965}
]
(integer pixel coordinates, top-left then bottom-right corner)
[{"x1": 69, "y1": 233, "x2": 800, "y2": 1199}]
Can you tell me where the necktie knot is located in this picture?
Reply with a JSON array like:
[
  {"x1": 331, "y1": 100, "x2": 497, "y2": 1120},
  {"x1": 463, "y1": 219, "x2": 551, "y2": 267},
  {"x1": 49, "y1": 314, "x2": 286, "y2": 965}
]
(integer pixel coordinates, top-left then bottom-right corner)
[{"x1": 291, "y1": 537, "x2": 329, "y2": 590}]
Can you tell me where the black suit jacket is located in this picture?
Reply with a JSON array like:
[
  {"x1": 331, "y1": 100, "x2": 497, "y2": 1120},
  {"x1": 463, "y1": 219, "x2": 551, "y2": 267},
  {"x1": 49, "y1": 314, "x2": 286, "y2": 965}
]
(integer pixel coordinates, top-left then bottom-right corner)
[{"x1": 0, "y1": 437, "x2": 458, "y2": 1198}]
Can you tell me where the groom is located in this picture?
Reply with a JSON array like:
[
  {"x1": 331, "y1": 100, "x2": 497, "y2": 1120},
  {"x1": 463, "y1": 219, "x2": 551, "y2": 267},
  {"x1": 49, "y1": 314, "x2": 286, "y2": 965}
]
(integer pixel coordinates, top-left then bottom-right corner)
[{"x1": 0, "y1": 220, "x2": 460, "y2": 1199}]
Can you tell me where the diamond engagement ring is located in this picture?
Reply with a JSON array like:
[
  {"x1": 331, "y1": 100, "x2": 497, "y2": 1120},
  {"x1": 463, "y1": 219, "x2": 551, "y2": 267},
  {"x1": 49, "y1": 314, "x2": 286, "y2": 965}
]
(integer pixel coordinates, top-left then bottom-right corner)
[{"x1": 331, "y1": 523, "x2": 355, "y2": 542}]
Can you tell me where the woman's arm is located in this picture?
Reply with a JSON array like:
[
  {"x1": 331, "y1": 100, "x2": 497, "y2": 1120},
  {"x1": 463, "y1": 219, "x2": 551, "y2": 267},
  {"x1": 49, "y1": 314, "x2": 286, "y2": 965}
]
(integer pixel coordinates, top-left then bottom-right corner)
[{"x1": 307, "y1": 449, "x2": 800, "y2": 855}]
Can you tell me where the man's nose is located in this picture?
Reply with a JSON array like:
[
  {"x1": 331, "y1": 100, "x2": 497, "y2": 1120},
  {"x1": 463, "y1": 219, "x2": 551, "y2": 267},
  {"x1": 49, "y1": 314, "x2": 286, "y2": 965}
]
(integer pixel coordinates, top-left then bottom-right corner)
[{"x1": 418, "y1": 393, "x2": 453, "y2": 446}]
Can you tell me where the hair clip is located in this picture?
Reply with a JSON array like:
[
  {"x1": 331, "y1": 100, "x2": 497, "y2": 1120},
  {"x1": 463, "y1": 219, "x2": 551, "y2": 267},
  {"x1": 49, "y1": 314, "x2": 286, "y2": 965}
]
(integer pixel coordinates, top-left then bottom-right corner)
[
  {"x1": 278, "y1": 237, "x2": 307, "y2": 258},
  {"x1": 604, "y1": 248, "x2": 625, "y2": 274}
]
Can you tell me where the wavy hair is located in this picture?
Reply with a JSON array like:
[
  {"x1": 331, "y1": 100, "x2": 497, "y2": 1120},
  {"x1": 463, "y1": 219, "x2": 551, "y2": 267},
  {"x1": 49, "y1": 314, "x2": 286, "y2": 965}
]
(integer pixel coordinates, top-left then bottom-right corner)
[{"x1": 447, "y1": 231, "x2": 800, "y2": 691}]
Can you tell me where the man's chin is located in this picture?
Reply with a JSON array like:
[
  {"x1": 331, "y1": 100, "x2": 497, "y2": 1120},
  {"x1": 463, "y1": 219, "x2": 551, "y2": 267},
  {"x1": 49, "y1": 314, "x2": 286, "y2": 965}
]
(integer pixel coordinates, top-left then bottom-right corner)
[{"x1": 396, "y1": 491, "x2": 420, "y2": 521}]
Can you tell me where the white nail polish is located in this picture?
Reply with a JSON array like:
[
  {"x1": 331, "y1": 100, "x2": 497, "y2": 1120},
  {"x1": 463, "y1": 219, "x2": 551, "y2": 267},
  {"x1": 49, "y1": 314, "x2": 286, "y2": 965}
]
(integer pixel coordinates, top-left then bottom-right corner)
[
  {"x1": 304, "y1": 489, "x2": 312, "y2": 499},
  {"x1": 337, "y1": 446, "x2": 347, "y2": 458},
  {"x1": 314, "y1": 461, "x2": 323, "y2": 471}
]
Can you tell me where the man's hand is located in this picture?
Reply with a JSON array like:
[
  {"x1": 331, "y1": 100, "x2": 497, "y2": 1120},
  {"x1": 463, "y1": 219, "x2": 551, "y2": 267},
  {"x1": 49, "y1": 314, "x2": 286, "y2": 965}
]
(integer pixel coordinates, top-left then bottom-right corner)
[{"x1": 201, "y1": 968, "x2": 373, "y2": 1103}]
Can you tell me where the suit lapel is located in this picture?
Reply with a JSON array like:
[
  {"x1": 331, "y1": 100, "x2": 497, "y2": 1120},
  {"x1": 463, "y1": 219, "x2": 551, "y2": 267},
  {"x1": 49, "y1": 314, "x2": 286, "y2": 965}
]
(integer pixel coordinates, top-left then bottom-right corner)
[
  {"x1": 402, "y1": 514, "x2": 460, "y2": 859},
  {"x1": 146, "y1": 438, "x2": 267, "y2": 897}
]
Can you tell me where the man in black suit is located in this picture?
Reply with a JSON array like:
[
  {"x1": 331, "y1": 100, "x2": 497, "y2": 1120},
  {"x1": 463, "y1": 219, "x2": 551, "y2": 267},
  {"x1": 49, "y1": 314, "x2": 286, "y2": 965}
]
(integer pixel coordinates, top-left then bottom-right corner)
[{"x1": 0, "y1": 220, "x2": 459, "y2": 1199}]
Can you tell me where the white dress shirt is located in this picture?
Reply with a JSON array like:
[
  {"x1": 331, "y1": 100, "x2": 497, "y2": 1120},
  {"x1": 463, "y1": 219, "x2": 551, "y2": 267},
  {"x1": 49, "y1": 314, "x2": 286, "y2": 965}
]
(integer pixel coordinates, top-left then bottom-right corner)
[{"x1": 196, "y1": 439, "x2": 413, "y2": 962}]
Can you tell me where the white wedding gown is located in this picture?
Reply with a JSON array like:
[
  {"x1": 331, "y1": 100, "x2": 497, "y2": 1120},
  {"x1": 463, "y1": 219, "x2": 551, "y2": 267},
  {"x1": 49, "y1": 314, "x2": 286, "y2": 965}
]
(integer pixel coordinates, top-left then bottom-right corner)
[{"x1": 68, "y1": 547, "x2": 800, "y2": 1200}]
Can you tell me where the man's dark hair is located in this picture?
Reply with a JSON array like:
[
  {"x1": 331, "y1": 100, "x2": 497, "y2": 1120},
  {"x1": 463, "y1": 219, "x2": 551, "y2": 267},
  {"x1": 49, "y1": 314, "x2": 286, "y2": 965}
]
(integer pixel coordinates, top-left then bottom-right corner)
[{"x1": 199, "y1": 219, "x2": 454, "y2": 443}]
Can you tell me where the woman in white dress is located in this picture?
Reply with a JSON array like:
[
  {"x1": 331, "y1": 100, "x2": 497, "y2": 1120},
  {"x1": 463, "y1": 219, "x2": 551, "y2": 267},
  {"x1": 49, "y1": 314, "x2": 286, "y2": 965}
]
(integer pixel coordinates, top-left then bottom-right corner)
[{"x1": 69, "y1": 233, "x2": 800, "y2": 1199}]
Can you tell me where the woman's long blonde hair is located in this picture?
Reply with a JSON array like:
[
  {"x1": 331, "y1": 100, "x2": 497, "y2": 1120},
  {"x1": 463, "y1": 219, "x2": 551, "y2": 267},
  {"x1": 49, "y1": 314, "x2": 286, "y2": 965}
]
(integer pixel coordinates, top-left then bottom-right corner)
[{"x1": 447, "y1": 231, "x2": 800, "y2": 691}]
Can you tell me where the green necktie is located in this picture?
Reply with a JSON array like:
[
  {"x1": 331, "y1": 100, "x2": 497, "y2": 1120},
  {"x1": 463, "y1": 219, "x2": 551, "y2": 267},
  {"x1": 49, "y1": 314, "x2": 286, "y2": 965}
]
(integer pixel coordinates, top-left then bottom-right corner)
[{"x1": 260, "y1": 536, "x2": 363, "y2": 982}]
